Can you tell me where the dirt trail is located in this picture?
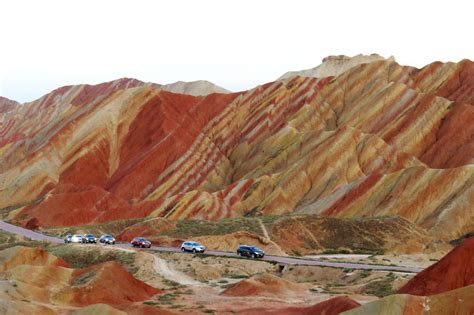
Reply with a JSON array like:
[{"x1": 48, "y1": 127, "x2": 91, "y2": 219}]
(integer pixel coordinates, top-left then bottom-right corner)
[
  {"x1": 258, "y1": 219, "x2": 270, "y2": 240},
  {"x1": 152, "y1": 255, "x2": 202, "y2": 286}
]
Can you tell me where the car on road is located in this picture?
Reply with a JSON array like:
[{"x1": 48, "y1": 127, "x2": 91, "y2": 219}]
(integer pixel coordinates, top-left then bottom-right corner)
[
  {"x1": 99, "y1": 234, "x2": 116, "y2": 245},
  {"x1": 82, "y1": 234, "x2": 97, "y2": 244},
  {"x1": 236, "y1": 245, "x2": 265, "y2": 258},
  {"x1": 70, "y1": 234, "x2": 84, "y2": 243},
  {"x1": 64, "y1": 234, "x2": 72, "y2": 243},
  {"x1": 131, "y1": 237, "x2": 151, "y2": 248},
  {"x1": 180, "y1": 241, "x2": 205, "y2": 253}
]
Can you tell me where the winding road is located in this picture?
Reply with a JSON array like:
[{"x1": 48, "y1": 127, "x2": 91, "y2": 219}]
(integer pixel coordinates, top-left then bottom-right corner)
[{"x1": 0, "y1": 220, "x2": 423, "y2": 273}]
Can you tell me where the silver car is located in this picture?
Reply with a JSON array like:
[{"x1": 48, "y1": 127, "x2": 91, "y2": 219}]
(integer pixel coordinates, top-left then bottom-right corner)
[
  {"x1": 180, "y1": 241, "x2": 205, "y2": 253},
  {"x1": 70, "y1": 234, "x2": 84, "y2": 243},
  {"x1": 99, "y1": 234, "x2": 116, "y2": 245}
]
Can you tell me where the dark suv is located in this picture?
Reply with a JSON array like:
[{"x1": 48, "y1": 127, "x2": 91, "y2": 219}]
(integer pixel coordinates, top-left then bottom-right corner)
[
  {"x1": 236, "y1": 245, "x2": 265, "y2": 258},
  {"x1": 131, "y1": 237, "x2": 151, "y2": 248},
  {"x1": 82, "y1": 234, "x2": 97, "y2": 244}
]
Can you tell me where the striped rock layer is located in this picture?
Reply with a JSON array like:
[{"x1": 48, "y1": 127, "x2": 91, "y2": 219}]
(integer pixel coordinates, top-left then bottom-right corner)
[
  {"x1": 343, "y1": 285, "x2": 474, "y2": 315},
  {"x1": 398, "y1": 236, "x2": 474, "y2": 296},
  {"x1": 0, "y1": 246, "x2": 160, "y2": 313},
  {"x1": 0, "y1": 57, "x2": 473, "y2": 241}
]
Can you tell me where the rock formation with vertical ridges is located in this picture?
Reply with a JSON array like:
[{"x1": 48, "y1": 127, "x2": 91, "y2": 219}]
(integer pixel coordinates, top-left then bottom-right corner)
[{"x1": 0, "y1": 56, "x2": 473, "y2": 242}]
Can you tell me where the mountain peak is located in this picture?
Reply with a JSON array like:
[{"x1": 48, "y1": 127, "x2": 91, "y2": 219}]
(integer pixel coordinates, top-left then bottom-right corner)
[
  {"x1": 161, "y1": 80, "x2": 230, "y2": 96},
  {"x1": 0, "y1": 96, "x2": 19, "y2": 113},
  {"x1": 279, "y1": 53, "x2": 394, "y2": 80}
]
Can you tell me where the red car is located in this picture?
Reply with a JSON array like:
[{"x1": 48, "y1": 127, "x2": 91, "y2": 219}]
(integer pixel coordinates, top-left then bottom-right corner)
[{"x1": 131, "y1": 237, "x2": 151, "y2": 248}]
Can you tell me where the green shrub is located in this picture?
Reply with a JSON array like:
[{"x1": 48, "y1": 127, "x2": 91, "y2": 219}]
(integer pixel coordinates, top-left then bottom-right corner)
[
  {"x1": 223, "y1": 274, "x2": 248, "y2": 279},
  {"x1": 359, "y1": 269, "x2": 371, "y2": 278},
  {"x1": 157, "y1": 293, "x2": 178, "y2": 304},
  {"x1": 364, "y1": 275, "x2": 395, "y2": 297}
]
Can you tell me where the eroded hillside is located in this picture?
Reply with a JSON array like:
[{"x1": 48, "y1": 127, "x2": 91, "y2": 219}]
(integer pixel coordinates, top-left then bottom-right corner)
[{"x1": 1, "y1": 56, "x2": 473, "y2": 241}]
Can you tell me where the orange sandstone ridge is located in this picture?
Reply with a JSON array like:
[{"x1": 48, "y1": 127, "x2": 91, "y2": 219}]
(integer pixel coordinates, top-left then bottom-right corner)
[
  {"x1": 0, "y1": 246, "x2": 162, "y2": 314},
  {"x1": 0, "y1": 56, "x2": 473, "y2": 242},
  {"x1": 398, "y1": 236, "x2": 474, "y2": 296},
  {"x1": 345, "y1": 238, "x2": 474, "y2": 314},
  {"x1": 232, "y1": 296, "x2": 360, "y2": 315},
  {"x1": 343, "y1": 285, "x2": 474, "y2": 315},
  {"x1": 221, "y1": 273, "x2": 307, "y2": 297}
]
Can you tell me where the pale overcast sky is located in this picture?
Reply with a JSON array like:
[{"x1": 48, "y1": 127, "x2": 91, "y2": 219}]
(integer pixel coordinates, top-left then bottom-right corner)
[{"x1": 0, "y1": 0, "x2": 472, "y2": 103}]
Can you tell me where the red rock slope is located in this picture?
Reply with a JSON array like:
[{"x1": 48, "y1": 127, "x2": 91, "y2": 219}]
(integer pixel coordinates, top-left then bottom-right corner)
[
  {"x1": 0, "y1": 57, "x2": 473, "y2": 241},
  {"x1": 284, "y1": 296, "x2": 360, "y2": 315},
  {"x1": 398, "y1": 236, "x2": 474, "y2": 296},
  {"x1": 0, "y1": 246, "x2": 69, "y2": 271},
  {"x1": 62, "y1": 261, "x2": 160, "y2": 306},
  {"x1": 221, "y1": 273, "x2": 307, "y2": 297},
  {"x1": 0, "y1": 246, "x2": 162, "y2": 313},
  {"x1": 242, "y1": 296, "x2": 360, "y2": 315}
]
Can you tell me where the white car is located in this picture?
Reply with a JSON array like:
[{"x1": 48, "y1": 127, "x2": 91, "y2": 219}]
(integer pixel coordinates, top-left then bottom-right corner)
[
  {"x1": 70, "y1": 234, "x2": 84, "y2": 243},
  {"x1": 180, "y1": 241, "x2": 205, "y2": 253}
]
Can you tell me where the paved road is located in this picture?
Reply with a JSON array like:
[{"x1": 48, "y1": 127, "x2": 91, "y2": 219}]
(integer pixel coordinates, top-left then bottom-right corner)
[
  {"x1": 0, "y1": 220, "x2": 423, "y2": 273},
  {"x1": 0, "y1": 220, "x2": 63, "y2": 244}
]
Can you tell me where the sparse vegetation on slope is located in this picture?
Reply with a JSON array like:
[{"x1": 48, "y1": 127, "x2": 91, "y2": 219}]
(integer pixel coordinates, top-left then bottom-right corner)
[
  {"x1": 155, "y1": 218, "x2": 265, "y2": 238},
  {"x1": 0, "y1": 230, "x2": 51, "y2": 251},
  {"x1": 49, "y1": 245, "x2": 139, "y2": 274},
  {"x1": 363, "y1": 272, "x2": 396, "y2": 297}
]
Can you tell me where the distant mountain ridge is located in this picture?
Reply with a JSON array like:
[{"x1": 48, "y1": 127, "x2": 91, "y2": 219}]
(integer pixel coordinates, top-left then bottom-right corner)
[{"x1": 1, "y1": 78, "x2": 230, "y2": 106}]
